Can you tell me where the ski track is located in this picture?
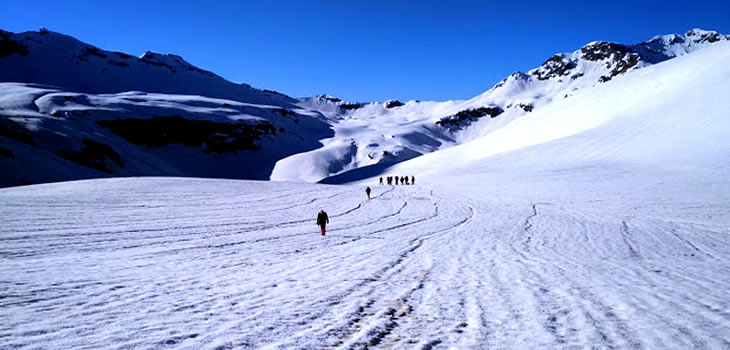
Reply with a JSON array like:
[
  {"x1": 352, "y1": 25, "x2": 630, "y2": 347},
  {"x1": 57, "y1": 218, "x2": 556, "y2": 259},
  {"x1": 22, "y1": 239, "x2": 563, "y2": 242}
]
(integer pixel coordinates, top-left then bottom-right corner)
[{"x1": 1, "y1": 178, "x2": 729, "y2": 349}]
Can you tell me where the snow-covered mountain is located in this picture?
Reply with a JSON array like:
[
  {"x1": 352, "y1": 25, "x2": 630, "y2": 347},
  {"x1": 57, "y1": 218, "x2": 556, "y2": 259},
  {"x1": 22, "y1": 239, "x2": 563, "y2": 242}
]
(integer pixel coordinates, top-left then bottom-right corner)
[
  {"x1": 0, "y1": 29, "x2": 333, "y2": 186},
  {"x1": 0, "y1": 29, "x2": 297, "y2": 106},
  {"x1": 271, "y1": 28, "x2": 730, "y2": 182},
  {"x1": 0, "y1": 82, "x2": 333, "y2": 186},
  {"x1": 2, "y1": 41, "x2": 729, "y2": 346},
  {"x1": 1, "y1": 28, "x2": 727, "y2": 186},
  {"x1": 382, "y1": 39, "x2": 730, "y2": 183},
  {"x1": 468, "y1": 28, "x2": 729, "y2": 111},
  {"x1": 1, "y1": 30, "x2": 729, "y2": 348}
]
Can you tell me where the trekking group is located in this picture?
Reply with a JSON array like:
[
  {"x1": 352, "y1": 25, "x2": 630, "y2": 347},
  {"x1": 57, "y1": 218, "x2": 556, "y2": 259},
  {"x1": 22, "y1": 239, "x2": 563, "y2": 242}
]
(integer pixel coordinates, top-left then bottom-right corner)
[
  {"x1": 379, "y1": 175, "x2": 415, "y2": 186},
  {"x1": 317, "y1": 175, "x2": 416, "y2": 236}
]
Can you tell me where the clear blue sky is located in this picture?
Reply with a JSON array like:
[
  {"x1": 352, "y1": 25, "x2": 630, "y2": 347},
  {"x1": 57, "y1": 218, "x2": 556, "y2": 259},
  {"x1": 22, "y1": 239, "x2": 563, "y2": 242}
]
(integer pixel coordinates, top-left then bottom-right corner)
[{"x1": 3, "y1": 1, "x2": 729, "y2": 102}]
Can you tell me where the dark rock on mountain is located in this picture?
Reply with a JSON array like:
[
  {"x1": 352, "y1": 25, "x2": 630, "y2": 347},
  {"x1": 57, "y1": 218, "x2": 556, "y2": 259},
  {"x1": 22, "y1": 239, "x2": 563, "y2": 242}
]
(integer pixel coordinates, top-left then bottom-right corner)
[
  {"x1": 0, "y1": 30, "x2": 28, "y2": 57},
  {"x1": 386, "y1": 100, "x2": 405, "y2": 108},
  {"x1": 609, "y1": 53, "x2": 640, "y2": 77},
  {"x1": 580, "y1": 42, "x2": 634, "y2": 62},
  {"x1": 518, "y1": 103, "x2": 534, "y2": 112},
  {"x1": 320, "y1": 95, "x2": 342, "y2": 103},
  {"x1": 97, "y1": 116, "x2": 275, "y2": 154},
  {"x1": 532, "y1": 54, "x2": 578, "y2": 80},
  {"x1": 340, "y1": 102, "x2": 366, "y2": 110},
  {"x1": 58, "y1": 138, "x2": 123, "y2": 174},
  {"x1": 580, "y1": 42, "x2": 642, "y2": 78},
  {"x1": 0, "y1": 145, "x2": 14, "y2": 158},
  {"x1": 0, "y1": 120, "x2": 36, "y2": 145},
  {"x1": 437, "y1": 106, "x2": 504, "y2": 131}
]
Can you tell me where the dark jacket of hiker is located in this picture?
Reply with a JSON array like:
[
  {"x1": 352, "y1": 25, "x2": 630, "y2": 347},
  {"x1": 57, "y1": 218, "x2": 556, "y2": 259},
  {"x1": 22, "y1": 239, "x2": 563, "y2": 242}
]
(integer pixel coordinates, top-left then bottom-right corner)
[{"x1": 317, "y1": 210, "x2": 329, "y2": 226}]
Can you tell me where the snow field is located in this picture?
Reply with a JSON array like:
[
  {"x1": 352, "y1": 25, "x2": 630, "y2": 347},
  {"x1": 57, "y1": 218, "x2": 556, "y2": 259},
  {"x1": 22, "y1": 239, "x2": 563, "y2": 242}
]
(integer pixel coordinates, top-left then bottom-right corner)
[
  {"x1": 1, "y1": 176, "x2": 728, "y2": 349},
  {"x1": 1, "y1": 178, "x2": 472, "y2": 348},
  {"x1": 2, "y1": 28, "x2": 730, "y2": 350}
]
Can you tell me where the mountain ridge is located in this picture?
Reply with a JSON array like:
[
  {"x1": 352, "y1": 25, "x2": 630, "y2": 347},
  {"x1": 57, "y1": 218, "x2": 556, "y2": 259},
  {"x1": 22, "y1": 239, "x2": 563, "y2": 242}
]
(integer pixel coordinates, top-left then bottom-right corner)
[
  {"x1": 1, "y1": 27, "x2": 727, "y2": 186},
  {"x1": 0, "y1": 29, "x2": 296, "y2": 107}
]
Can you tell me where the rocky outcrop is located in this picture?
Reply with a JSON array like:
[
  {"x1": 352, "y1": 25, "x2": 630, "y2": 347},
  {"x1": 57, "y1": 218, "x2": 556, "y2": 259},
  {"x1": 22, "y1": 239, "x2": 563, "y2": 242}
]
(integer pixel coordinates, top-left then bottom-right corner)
[
  {"x1": 339, "y1": 102, "x2": 366, "y2": 110},
  {"x1": 436, "y1": 106, "x2": 504, "y2": 131},
  {"x1": 97, "y1": 116, "x2": 276, "y2": 154},
  {"x1": 523, "y1": 29, "x2": 729, "y2": 87},
  {"x1": 0, "y1": 30, "x2": 28, "y2": 57},
  {"x1": 531, "y1": 54, "x2": 578, "y2": 80},
  {"x1": 58, "y1": 138, "x2": 123, "y2": 173},
  {"x1": 385, "y1": 100, "x2": 404, "y2": 108}
]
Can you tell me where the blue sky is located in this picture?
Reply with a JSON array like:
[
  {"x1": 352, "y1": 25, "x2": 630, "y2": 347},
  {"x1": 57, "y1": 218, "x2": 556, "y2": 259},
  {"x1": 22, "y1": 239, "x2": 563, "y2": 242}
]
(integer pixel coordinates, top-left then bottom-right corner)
[{"x1": 2, "y1": 1, "x2": 729, "y2": 102}]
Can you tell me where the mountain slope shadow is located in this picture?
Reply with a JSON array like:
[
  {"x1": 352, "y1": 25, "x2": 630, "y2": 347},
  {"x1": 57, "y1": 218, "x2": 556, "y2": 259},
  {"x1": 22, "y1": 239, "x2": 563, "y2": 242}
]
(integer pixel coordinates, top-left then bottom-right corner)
[{"x1": 319, "y1": 162, "x2": 397, "y2": 184}]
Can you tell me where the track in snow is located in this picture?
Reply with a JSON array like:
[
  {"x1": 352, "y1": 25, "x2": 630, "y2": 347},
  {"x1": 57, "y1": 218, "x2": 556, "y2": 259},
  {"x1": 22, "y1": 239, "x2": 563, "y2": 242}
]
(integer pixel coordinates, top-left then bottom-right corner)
[{"x1": 1, "y1": 177, "x2": 729, "y2": 349}]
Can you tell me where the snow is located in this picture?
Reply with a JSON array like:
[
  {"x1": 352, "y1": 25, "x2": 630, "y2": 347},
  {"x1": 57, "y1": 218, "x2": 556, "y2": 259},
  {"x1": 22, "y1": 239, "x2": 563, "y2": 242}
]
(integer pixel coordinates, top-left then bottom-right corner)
[
  {"x1": 2, "y1": 41, "x2": 730, "y2": 349},
  {"x1": 1, "y1": 170, "x2": 728, "y2": 349},
  {"x1": 0, "y1": 83, "x2": 333, "y2": 186},
  {"x1": 0, "y1": 30, "x2": 297, "y2": 108},
  {"x1": 2, "y1": 27, "x2": 730, "y2": 348},
  {"x1": 271, "y1": 30, "x2": 729, "y2": 183},
  {"x1": 382, "y1": 41, "x2": 730, "y2": 181},
  {"x1": 3, "y1": 28, "x2": 728, "y2": 185}
]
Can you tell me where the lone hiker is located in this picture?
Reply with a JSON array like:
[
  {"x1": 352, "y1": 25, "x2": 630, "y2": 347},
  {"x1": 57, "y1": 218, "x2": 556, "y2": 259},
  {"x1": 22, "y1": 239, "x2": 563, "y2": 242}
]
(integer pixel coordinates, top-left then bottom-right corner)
[
  {"x1": 317, "y1": 210, "x2": 329, "y2": 236},
  {"x1": 366, "y1": 186, "x2": 372, "y2": 199}
]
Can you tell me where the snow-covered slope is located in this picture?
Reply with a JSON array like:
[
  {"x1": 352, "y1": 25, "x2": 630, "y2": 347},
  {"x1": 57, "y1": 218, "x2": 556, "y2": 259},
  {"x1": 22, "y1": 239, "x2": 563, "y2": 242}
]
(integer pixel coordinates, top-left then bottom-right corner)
[
  {"x1": 382, "y1": 40, "x2": 730, "y2": 183},
  {"x1": 271, "y1": 29, "x2": 729, "y2": 182},
  {"x1": 0, "y1": 29, "x2": 296, "y2": 107},
  {"x1": 1, "y1": 28, "x2": 727, "y2": 186},
  {"x1": 0, "y1": 29, "x2": 336, "y2": 187},
  {"x1": 0, "y1": 83, "x2": 332, "y2": 186},
  {"x1": 1, "y1": 30, "x2": 729, "y2": 350},
  {"x1": 273, "y1": 96, "x2": 460, "y2": 183},
  {"x1": 1, "y1": 170, "x2": 727, "y2": 348}
]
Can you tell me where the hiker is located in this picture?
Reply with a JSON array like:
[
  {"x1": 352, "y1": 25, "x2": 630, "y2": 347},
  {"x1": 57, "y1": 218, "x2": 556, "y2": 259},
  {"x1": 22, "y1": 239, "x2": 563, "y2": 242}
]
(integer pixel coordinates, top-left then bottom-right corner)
[
  {"x1": 379, "y1": 177, "x2": 383, "y2": 185},
  {"x1": 411, "y1": 175, "x2": 415, "y2": 185},
  {"x1": 366, "y1": 186, "x2": 371, "y2": 199},
  {"x1": 404, "y1": 177, "x2": 410, "y2": 185},
  {"x1": 395, "y1": 177, "x2": 399, "y2": 185},
  {"x1": 317, "y1": 210, "x2": 329, "y2": 236},
  {"x1": 388, "y1": 176, "x2": 392, "y2": 185}
]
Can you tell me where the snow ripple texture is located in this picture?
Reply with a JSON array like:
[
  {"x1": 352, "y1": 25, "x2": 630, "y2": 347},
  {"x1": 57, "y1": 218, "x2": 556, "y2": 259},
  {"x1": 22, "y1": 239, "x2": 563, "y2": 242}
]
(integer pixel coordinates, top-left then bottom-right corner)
[{"x1": 1, "y1": 177, "x2": 729, "y2": 349}]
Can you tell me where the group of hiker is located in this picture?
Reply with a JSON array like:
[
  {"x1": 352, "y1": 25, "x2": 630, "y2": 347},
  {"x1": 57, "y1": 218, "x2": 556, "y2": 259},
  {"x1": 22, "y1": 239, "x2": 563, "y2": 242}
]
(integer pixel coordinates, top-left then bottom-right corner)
[
  {"x1": 379, "y1": 175, "x2": 415, "y2": 186},
  {"x1": 317, "y1": 175, "x2": 416, "y2": 236}
]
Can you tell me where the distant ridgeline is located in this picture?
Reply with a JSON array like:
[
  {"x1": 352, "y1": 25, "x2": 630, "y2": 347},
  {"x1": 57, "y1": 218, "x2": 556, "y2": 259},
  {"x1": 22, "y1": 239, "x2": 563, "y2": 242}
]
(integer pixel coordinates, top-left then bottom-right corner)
[{"x1": 1, "y1": 28, "x2": 727, "y2": 186}]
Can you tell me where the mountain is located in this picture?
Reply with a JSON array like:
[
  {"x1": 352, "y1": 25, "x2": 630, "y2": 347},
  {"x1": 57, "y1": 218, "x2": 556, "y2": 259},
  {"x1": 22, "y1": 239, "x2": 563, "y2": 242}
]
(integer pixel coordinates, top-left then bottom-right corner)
[
  {"x1": 1, "y1": 28, "x2": 727, "y2": 187},
  {"x1": 0, "y1": 29, "x2": 336, "y2": 187},
  {"x1": 385, "y1": 39, "x2": 730, "y2": 184},
  {"x1": 467, "y1": 28, "x2": 729, "y2": 111},
  {"x1": 0, "y1": 29, "x2": 296, "y2": 106},
  {"x1": 2, "y1": 38, "x2": 729, "y2": 346},
  {"x1": 2, "y1": 29, "x2": 729, "y2": 350},
  {"x1": 271, "y1": 29, "x2": 729, "y2": 183}
]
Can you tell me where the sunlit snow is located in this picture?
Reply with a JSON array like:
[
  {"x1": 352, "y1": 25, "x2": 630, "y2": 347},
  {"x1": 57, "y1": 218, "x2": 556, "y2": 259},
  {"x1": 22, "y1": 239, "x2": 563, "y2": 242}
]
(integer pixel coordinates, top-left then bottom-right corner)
[{"x1": 2, "y1": 42, "x2": 730, "y2": 349}]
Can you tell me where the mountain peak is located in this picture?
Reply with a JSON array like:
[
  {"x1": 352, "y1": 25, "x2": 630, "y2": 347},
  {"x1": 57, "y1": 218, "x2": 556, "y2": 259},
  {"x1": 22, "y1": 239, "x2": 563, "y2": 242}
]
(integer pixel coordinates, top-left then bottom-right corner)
[
  {"x1": 140, "y1": 51, "x2": 184, "y2": 64},
  {"x1": 685, "y1": 28, "x2": 723, "y2": 39},
  {"x1": 0, "y1": 28, "x2": 300, "y2": 105},
  {"x1": 138, "y1": 51, "x2": 215, "y2": 77}
]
